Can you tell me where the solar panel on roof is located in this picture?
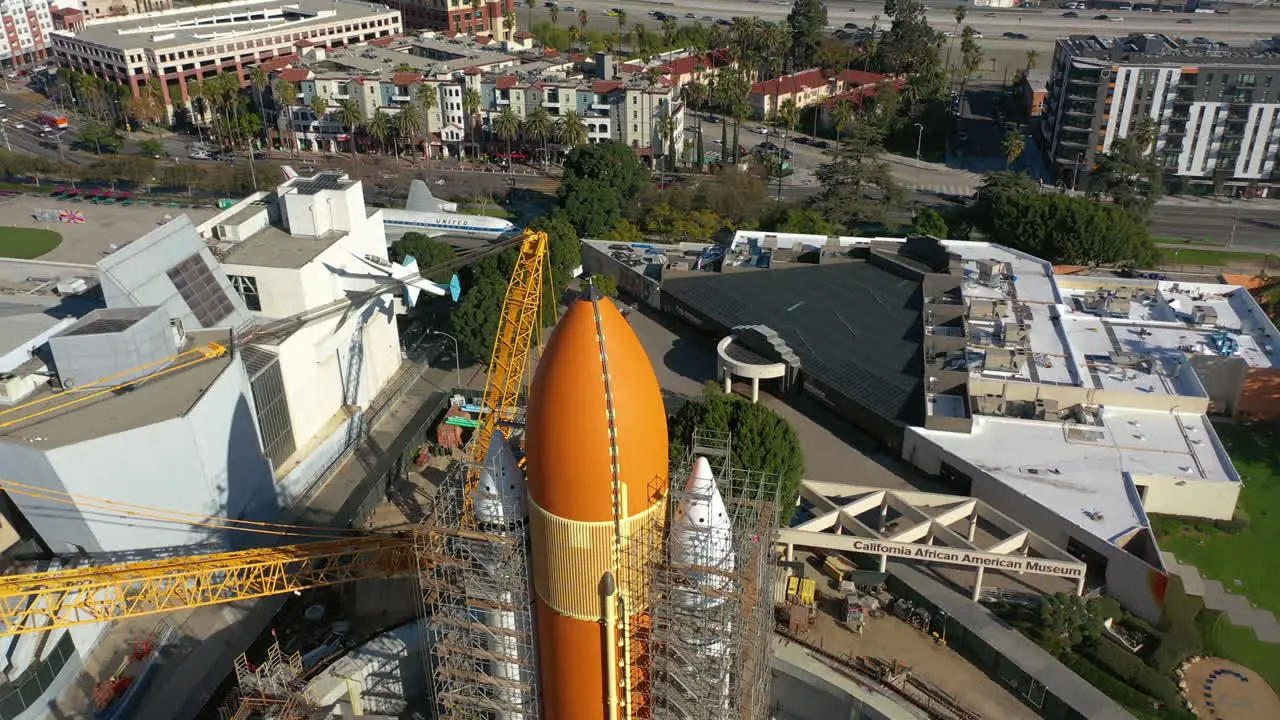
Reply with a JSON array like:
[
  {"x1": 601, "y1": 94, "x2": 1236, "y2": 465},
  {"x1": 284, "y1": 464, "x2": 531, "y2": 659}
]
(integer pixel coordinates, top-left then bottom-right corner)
[{"x1": 292, "y1": 173, "x2": 348, "y2": 194}]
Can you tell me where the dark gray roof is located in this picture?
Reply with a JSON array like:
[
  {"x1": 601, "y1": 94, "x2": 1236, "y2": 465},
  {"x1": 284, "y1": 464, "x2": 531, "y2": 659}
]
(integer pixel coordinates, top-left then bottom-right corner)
[{"x1": 663, "y1": 263, "x2": 924, "y2": 426}]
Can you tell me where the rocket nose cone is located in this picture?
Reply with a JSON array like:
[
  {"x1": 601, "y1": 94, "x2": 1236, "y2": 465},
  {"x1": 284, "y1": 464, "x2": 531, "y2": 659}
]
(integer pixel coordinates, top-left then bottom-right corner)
[
  {"x1": 684, "y1": 456, "x2": 715, "y2": 495},
  {"x1": 472, "y1": 429, "x2": 527, "y2": 525},
  {"x1": 671, "y1": 455, "x2": 734, "y2": 582}
]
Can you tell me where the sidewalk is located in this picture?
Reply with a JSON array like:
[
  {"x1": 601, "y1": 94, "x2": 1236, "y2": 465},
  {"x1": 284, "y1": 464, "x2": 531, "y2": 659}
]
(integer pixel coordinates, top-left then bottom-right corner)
[{"x1": 51, "y1": 360, "x2": 482, "y2": 720}]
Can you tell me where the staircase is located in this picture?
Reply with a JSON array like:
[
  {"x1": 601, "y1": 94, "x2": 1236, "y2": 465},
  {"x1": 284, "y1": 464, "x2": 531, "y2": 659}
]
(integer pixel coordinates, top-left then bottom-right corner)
[{"x1": 1161, "y1": 551, "x2": 1280, "y2": 643}]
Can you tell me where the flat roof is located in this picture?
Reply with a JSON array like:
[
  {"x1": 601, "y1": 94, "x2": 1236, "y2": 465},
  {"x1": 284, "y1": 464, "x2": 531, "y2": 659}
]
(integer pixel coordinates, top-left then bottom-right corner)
[
  {"x1": 61, "y1": 0, "x2": 398, "y2": 51},
  {"x1": 0, "y1": 295, "x2": 88, "y2": 372},
  {"x1": 915, "y1": 406, "x2": 1236, "y2": 544},
  {"x1": 219, "y1": 224, "x2": 345, "y2": 269},
  {"x1": 323, "y1": 38, "x2": 513, "y2": 77},
  {"x1": 663, "y1": 261, "x2": 923, "y2": 426},
  {"x1": 0, "y1": 330, "x2": 234, "y2": 449}
]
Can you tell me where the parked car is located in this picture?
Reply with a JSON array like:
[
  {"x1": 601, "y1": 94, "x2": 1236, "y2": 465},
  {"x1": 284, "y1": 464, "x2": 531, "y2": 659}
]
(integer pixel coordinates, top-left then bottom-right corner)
[
  {"x1": 812, "y1": 140, "x2": 830, "y2": 149},
  {"x1": 793, "y1": 136, "x2": 813, "y2": 145},
  {"x1": 757, "y1": 141, "x2": 779, "y2": 152},
  {"x1": 1063, "y1": 11, "x2": 1078, "y2": 17},
  {"x1": 1177, "y1": 18, "x2": 1193, "y2": 23},
  {"x1": 752, "y1": 126, "x2": 770, "y2": 135}
]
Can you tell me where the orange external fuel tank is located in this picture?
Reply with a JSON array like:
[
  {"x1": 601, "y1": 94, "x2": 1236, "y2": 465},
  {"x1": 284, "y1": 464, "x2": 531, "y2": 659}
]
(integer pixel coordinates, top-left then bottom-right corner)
[{"x1": 524, "y1": 288, "x2": 669, "y2": 720}]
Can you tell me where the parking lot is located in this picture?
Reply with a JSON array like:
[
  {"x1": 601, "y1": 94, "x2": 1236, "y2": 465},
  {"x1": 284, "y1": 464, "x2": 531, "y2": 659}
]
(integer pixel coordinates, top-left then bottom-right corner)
[{"x1": 0, "y1": 191, "x2": 220, "y2": 264}]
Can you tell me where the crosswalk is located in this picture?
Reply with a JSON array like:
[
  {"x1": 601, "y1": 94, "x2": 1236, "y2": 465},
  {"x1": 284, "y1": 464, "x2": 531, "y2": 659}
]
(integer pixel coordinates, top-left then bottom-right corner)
[{"x1": 909, "y1": 184, "x2": 978, "y2": 198}]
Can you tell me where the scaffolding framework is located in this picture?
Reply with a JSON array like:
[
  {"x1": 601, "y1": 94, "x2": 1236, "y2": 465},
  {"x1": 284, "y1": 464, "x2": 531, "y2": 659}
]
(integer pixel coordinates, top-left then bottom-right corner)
[
  {"x1": 218, "y1": 640, "x2": 313, "y2": 720},
  {"x1": 639, "y1": 429, "x2": 781, "y2": 720},
  {"x1": 416, "y1": 441, "x2": 540, "y2": 720}
]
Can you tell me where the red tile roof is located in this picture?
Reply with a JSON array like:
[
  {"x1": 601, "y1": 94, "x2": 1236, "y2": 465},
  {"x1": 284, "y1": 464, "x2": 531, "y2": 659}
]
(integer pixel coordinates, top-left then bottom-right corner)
[
  {"x1": 822, "y1": 78, "x2": 904, "y2": 107},
  {"x1": 837, "y1": 69, "x2": 889, "y2": 86},
  {"x1": 750, "y1": 68, "x2": 827, "y2": 96},
  {"x1": 443, "y1": 30, "x2": 460, "y2": 39},
  {"x1": 544, "y1": 48, "x2": 561, "y2": 58},
  {"x1": 464, "y1": 66, "x2": 482, "y2": 75},
  {"x1": 393, "y1": 72, "x2": 422, "y2": 86},
  {"x1": 570, "y1": 53, "x2": 588, "y2": 62},
  {"x1": 515, "y1": 30, "x2": 535, "y2": 39},
  {"x1": 278, "y1": 68, "x2": 312, "y2": 83},
  {"x1": 658, "y1": 49, "x2": 733, "y2": 77},
  {"x1": 295, "y1": 39, "x2": 315, "y2": 48},
  {"x1": 258, "y1": 55, "x2": 297, "y2": 73},
  {"x1": 592, "y1": 80, "x2": 624, "y2": 93},
  {"x1": 617, "y1": 62, "x2": 644, "y2": 74},
  {"x1": 476, "y1": 36, "x2": 494, "y2": 45},
  {"x1": 370, "y1": 35, "x2": 399, "y2": 47},
  {"x1": 495, "y1": 75, "x2": 519, "y2": 90}
]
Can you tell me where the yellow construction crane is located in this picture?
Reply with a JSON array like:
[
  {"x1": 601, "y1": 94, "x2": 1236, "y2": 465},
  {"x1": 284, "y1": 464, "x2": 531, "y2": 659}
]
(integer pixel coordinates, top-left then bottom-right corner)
[
  {"x1": 0, "y1": 229, "x2": 551, "y2": 637},
  {"x1": 463, "y1": 229, "x2": 549, "y2": 527}
]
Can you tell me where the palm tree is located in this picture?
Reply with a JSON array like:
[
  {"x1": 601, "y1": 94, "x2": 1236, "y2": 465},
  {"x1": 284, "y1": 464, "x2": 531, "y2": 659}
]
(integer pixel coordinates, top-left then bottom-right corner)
[
  {"x1": 632, "y1": 23, "x2": 646, "y2": 54},
  {"x1": 250, "y1": 66, "x2": 270, "y2": 150},
  {"x1": 309, "y1": 93, "x2": 328, "y2": 151},
  {"x1": 503, "y1": 7, "x2": 517, "y2": 40},
  {"x1": 555, "y1": 109, "x2": 588, "y2": 151},
  {"x1": 578, "y1": 8, "x2": 589, "y2": 35},
  {"x1": 494, "y1": 106, "x2": 521, "y2": 169},
  {"x1": 615, "y1": 9, "x2": 627, "y2": 54},
  {"x1": 568, "y1": 24, "x2": 580, "y2": 53},
  {"x1": 417, "y1": 83, "x2": 439, "y2": 158},
  {"x1": 522, "y1": 106, "x2": 553, "y2": 166},
  {"x1": 524, "y1": 0, "x2": 535, "y2": 31},
  {"x1": 369, "y1": 110, "x2": 392, "y2": 154},
  {"x1": 661, "y1": 16, "x2": 677, "y2": 46},
  {"x1": 274, "y1": 79, "x2": 298, "y2": 154},
  {"x1": 947, "y1": 5, "x2": 967, "y2": 75},
  {"x1": 462, "y1": 85, "x2": 481, "y2": 157},
  {"x1": 469, "y1": 0, "x2": 484, "y2": 35},
  {"x1": 1025, "y1": 49, "x2": 1039, "y2": 72},
  {"x1": 338, "y1": 98, "x2": 361, "y2": 155},
  {"x1": 1002, "y1": 130, "x2": 1025, "y2": 170},
  {"x1": 657, "y1": 107, "x2": 677, "y2": 172},
  {"x1": 549, "y1": 6, "x2": 560, "y2": 45},
  {"x1": 396, "y1": 104, "x2": 423, "y2": 159},
  {"x1": 643, "y1": 65, "x2": 663, "y2": 161},
  {"x1": 832, "y1": 98, "x2": 854, "y2": 146}
]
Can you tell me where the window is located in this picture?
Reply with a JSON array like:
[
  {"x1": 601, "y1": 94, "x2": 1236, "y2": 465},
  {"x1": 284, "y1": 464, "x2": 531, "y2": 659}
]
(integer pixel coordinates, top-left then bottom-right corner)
[
  {"x1": 229, "y1": 274, "x2": 262, "y2": 311},
  {"x1": 242, "y1": 346, "x2": 296, "y2": 468},
  {"x1": 166, "y1": 253, "x2": 235, "y2": 327}
]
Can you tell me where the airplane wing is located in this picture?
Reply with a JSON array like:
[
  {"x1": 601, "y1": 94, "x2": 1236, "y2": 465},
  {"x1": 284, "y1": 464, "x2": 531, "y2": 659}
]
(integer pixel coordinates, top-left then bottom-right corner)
[
  {"x1": 394, "y1": 256, "x2": 447, "y2": 306},
  {"x1": 406, "y1": 179, "x2": 444, "y2": 214},
  {"x1": 346, "y1": 250, "x2": 394, "y2": 277}
]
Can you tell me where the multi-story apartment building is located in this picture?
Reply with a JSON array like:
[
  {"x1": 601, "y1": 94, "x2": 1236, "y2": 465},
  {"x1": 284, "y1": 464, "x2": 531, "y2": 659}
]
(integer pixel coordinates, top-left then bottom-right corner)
[
  {"x1": 1041, "y1": 34, "x2": 1280, "y2": 195},
  {"x1": 0, "y1": 0, "x2": 53, "y2": 67},
  {"x1": 381, "y1": 0, "x2": 515, "y2": 35},
  {"x1": 268, "y1": 43, "x2": 684, "y2": 162},
  {"x1": 50, "y1": 0, "x2": 401, "y2": 110}
]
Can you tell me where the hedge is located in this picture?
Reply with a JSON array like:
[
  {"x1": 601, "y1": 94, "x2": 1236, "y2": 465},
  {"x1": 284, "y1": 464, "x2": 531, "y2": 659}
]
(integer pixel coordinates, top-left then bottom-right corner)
[{"x1": 1087, "y1": 640, "x2": 1183, "y2": 708}]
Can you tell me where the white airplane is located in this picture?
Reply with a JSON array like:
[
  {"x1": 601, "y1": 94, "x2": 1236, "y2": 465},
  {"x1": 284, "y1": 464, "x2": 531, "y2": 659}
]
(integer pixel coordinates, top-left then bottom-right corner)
[
  {"x1": 281, "y1": 166, "x2": 518, "y2": 242},
  {"x1": 345, "y1": 251, "x2": 461, "y2": 305}
]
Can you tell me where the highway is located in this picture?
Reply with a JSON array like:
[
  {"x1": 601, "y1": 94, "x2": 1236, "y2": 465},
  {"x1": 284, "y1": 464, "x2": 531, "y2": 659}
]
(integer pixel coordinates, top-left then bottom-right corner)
[{"x1": 530, "y1": 1, "x2": 1280, "y2": 46}]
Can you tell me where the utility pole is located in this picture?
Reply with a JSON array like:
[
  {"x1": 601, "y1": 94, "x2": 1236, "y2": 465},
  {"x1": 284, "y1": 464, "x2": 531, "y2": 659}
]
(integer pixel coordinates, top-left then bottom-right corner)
[{"x1": 1072, "y1": 152, "x2": 1084, "y2": 193}]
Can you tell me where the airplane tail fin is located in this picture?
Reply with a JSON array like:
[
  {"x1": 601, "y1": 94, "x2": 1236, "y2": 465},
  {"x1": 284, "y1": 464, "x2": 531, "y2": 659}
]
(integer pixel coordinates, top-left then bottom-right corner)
[
  {"x1": 448, "y1": 273, "x2": 462, "y2": 303},
  {"x1": 281, "y1": 165, "x2": 298, "y2": 180},
  {"x1": 406, "y1": 179, "x2": 444, "y2": 214}
]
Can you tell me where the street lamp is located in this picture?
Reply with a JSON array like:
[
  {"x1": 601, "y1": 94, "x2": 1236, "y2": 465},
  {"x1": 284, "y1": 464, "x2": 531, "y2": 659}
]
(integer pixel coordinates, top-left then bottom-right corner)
[
  {"x1": 1072, "y1": 152, "x2": 1084, "y2": 193},
  {"x1": 914, "y1": 122, "x2": 924, "y2": 162},
  {"x1": 430, "y1": 330, "x2": 462, "y2": 389}
]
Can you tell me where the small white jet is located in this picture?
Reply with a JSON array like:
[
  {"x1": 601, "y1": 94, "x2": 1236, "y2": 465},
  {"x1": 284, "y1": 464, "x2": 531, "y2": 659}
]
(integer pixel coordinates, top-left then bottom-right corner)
[{"x1": 345, "y1": 251, "x2": 461, "y2": 306}]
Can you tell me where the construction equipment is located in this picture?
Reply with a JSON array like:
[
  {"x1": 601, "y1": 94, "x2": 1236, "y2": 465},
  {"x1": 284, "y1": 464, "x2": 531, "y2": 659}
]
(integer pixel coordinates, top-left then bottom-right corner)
[
  {"x1": 461, "y1": 229, "x2": 548, "y2": 528},
  {"x1": 822, "y1": 553, "x2": 855, "y2": 587},
  {"x1": 0, "y1": 229, "x2": 550, "y2": 639},
  {"x1": 778, "y1": 575, "x2": 817, "y2": 634}
]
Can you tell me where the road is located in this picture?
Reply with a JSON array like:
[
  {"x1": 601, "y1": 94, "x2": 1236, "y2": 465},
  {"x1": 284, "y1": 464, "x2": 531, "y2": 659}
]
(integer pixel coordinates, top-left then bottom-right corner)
[{"x1": 531, "y1": 0, "x2": 1279, "y2": 45}]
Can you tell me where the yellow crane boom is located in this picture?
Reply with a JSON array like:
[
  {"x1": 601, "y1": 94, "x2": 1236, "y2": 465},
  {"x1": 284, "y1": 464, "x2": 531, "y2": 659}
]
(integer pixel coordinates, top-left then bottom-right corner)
[
  {"x1": 0, "y1": 535, "x2": 413, "y2": 638},
  {"x1": 463, "y1": 229, "x2": 548, "y2": 527}
]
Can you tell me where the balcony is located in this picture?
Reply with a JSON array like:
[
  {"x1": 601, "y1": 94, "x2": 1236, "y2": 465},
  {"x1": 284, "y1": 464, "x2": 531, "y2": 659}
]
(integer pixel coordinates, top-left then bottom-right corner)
[
  {"x1": 1066, "y1": 73, "x2": 1101, "y2": 85},
  {"x1": 391, "y1": 94, "x2": 411, "y2": 102},
  {"x1": 1060, "y1": 117, "x2": 1093, "y2": 132},
  {"x1": 332, "y1": 92, "x2": 350, "y2": 100}
]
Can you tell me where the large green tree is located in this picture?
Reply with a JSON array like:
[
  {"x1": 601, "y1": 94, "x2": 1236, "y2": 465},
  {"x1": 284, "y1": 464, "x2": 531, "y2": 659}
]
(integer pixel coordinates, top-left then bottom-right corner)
[
  {"x1": 559, "y1": 140, "x2": 648, "y2": 200},
  {"x1": 878, "y1": 0, "x2": 943, "y2": 76},
  {"x1": 669, "y1": 383, "x2": 806, "y2": 524},
  {"x1": 555, "y1": 176, "x2": 626, "y2": 237},
  {"x1": 1092, "y1": 118, "x2": 1164, "y2": 217},
  {"x1": 390, "y1": 232, "x2": 457, "y2": 282},
  {"x1": 786, "y1": 0, "x2": 828, "y2": 69},
  {"x1": 971, "y1": 173, "x2": 1158, "y2": 267}
]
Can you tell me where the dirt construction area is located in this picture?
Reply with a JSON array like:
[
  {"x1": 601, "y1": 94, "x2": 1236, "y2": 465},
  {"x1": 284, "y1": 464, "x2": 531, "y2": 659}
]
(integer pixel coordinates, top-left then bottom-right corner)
[
  {"x1": 0, "y1": 191, "x2": 220, "y2": 264},
  {"x1": 801, "y1": 582, "x2": 1039, "y2": 720},
  {"x1": 1182, "y1": 658, "x2": 1280, "y2": 720}
]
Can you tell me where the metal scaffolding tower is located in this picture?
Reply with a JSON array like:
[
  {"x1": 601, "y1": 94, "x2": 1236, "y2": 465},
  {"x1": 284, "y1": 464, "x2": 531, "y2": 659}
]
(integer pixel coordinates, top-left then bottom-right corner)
[
  {"x1": 642, "y1": 428, "x2": 781, "y2": 720},
  {"x1": 416, "y1": 434, "x2": 540, "y2": 720},
  {"x1": 218, "y1": 640, "x2": 313, "y2": 720}
]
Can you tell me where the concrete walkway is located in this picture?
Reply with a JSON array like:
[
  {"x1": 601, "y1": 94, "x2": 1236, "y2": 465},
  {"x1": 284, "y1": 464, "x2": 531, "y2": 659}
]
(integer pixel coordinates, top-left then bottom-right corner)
[{"x1": 1160, "y1": 551, "x2": 1280, "y2": 643}]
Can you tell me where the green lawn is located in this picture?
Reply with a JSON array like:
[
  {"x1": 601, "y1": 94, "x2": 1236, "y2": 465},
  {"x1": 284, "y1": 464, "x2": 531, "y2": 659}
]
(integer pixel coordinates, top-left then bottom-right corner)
[
  {"x1": 0, "y1": 226, "x2": 62, "y2": 259},
  {"x1": 459, "y1": 205, "x2": 511, "y2": 220},
  {"x1": 1153, "y1": 424, "x2": 1280, "y2": 615},
  {"x1": 1158, "y1": 247, "x2": 1273, "y2": 268},
  {"x1": 1199, "y1": 609, "x2": 1280, "y2": 693}
]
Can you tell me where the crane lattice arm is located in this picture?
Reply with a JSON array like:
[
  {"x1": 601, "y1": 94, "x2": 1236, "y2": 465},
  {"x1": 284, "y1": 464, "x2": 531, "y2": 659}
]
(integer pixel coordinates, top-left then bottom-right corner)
[
  {"x1": 0, "y1": 536, "x2": 413, "y2": 638},
  {"x1": 464, "y1": 229, "x2": 548, "y2": 527}
]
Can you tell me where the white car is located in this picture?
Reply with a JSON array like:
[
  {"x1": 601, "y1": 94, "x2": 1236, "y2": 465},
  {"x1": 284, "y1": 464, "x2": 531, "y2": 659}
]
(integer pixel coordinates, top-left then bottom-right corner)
[
  {"x1": 753, "y1": 126, "x2": 770, "y2": 135},
  {"x1": 13, "y1": 122, "x2": 24, "y2": 130}
]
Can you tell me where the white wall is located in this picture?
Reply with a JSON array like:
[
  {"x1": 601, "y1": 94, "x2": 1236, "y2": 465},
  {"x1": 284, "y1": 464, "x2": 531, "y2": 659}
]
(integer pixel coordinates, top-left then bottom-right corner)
[
  {"x1": 1139, "y1": 473, "x2": 1238, "y2": 521},
  {"x1": 42, "y1": 359, "x2": 273, "y2": 553}
]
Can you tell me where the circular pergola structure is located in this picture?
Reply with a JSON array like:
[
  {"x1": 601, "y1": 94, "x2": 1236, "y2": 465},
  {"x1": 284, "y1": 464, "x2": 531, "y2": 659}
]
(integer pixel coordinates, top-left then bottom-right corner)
[{"x1": 716, "y1": 325, "x2": 798, "y2": 403}]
